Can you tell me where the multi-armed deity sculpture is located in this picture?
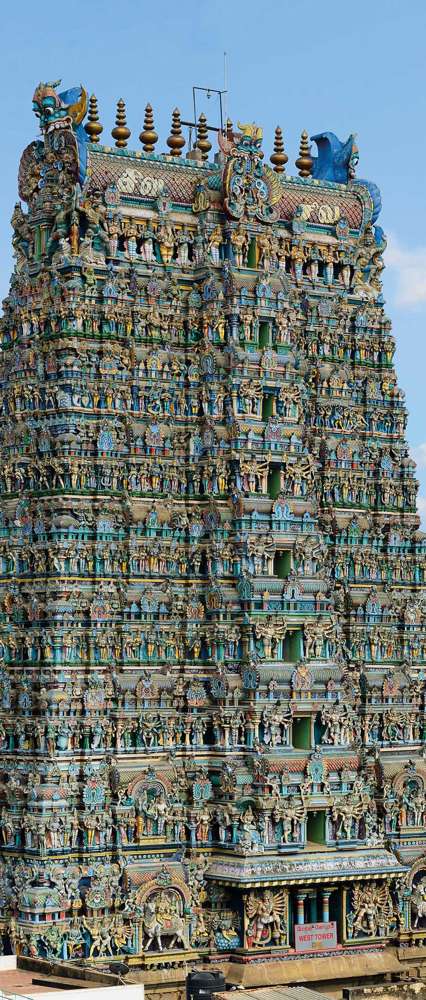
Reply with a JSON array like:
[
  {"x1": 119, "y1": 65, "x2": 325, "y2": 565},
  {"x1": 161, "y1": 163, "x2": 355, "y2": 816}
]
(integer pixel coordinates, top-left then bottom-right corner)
[{"x1": 0, "y1": 78, "x2": 425, "y2": 994}]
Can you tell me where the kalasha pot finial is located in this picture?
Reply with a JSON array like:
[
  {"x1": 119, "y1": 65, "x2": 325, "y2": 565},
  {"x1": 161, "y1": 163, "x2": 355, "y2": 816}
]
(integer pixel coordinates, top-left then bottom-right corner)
[
  {"x1": 295, "y1": 129, "x2": 313, "y2": 177},
  {"x1": 196, "y1": 113, "x2": 212, "y2": 162},
  {"x1": 167, "y1": 108, "x2": 185, "y2": 157},
  {"x1": 84, "y1": 94, "x2": 103, "y2": 143},
  {"x1": 139, "y1": 103, "x2": 158, "y2": 153},
  {"x1": 270, "y1": 126, "x2": 288, "y2": 173},
  {"x1": 112, "y1": 98, "x2": 131, "y2": 148}
]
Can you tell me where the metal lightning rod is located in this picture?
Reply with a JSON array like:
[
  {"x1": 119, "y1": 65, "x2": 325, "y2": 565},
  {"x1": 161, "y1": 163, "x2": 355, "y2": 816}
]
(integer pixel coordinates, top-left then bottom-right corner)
[{"x1": 223, "y1": 51, "x2": 228, "y2": 126}]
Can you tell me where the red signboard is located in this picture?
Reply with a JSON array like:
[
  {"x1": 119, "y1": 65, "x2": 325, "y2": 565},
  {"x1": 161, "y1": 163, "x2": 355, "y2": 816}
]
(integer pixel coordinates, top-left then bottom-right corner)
[{"x1": 294, "y1": 920, "x2": 337, "y2": 952}]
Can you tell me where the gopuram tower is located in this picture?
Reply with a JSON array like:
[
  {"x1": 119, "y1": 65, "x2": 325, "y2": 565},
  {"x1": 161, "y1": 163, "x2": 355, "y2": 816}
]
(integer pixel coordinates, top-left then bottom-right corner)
[{"x1": 0, "y1": 81, "x2": 425, "y2": 997}]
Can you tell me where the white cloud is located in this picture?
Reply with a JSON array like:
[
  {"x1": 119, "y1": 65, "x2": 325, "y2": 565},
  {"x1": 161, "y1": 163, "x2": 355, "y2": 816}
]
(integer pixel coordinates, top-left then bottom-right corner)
[
  {"x1": 417, "y1": 495, "x2": 426, "y2": 528},
  {"x1": 411, "y1": 443, "x2": 426, "y2": 470},
  {"x1": 386, "y1": 234, "x2": 426, "y2": 307},
  {"x1": 409, "y1": 449, "x2": 426, "y2": 525}
]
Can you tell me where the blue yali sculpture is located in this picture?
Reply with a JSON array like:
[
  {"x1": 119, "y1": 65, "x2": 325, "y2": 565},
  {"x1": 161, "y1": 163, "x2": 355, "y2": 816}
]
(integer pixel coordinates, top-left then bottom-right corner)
[{"x1": 311, "y1": 131, "x2": 382, "y2": 223}]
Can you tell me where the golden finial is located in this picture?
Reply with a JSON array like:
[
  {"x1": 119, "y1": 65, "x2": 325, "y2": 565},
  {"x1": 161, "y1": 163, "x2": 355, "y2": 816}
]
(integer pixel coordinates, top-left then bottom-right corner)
[
  {"x1": 295, "y1": 129, "x2": 313, "y2": 177},
  {"x1": 111, "y1": 98, "x2": 131, "y2": 148},
  {"x1": 167, "y1": 108, "x2": 185, "y2": 156},
  {"x1": 139, "y1": 103, "x2": 158, "y2": 153},
  {"x1": 270, "y1": 126, "x2": 288, "y2": 173},
  {"x1": 196, "y1": 113, "x2": 212, "y2": 161},
  {"x1": 84, "y1": 94, "x2": 103, "y2": 143}
]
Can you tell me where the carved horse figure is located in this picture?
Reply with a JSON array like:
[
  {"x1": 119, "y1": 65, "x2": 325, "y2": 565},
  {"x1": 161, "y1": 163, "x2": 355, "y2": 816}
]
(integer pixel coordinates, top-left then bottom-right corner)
[
  {"x1": 142, "y1": 899, "x2": 163, "y2": 951},
  {"x1": 411, "y1": 882, "x2": 426, "y2": 928}
]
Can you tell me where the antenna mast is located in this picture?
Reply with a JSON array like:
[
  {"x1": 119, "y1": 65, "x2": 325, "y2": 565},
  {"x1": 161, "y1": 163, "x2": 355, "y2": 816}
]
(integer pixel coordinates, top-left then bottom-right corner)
[{"x1": 223, "y1": 51, "x2": 228, "y2": 124}]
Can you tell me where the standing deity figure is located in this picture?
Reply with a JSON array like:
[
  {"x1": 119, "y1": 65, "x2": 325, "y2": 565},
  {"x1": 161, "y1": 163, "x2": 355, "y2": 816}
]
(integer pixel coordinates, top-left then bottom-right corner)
[{"x1": 208, "y1": 227, "x2": 222, "y2": 264}]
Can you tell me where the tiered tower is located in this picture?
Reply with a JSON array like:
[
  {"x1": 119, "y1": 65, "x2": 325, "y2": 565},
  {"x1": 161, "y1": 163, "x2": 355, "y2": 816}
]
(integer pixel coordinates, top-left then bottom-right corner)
[{"x1": 0, "y1": 81, "x2": 425, "y2": 997}]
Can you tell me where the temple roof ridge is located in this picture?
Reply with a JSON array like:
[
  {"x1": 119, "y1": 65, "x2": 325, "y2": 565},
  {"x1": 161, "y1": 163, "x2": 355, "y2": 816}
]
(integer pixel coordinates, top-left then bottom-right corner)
[{"x1": 29, "y1": 79, "x2": 381, "y2": 226}]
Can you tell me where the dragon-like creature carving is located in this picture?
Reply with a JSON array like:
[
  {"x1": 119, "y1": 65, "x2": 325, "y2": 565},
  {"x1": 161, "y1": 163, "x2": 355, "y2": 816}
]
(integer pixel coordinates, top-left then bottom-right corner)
[
  {"x1": 311, "y1": 131, "x2": 382, "y2": 224},
  {"x1": 32, "y1": 80, "x2": 88, "y2": 185}
]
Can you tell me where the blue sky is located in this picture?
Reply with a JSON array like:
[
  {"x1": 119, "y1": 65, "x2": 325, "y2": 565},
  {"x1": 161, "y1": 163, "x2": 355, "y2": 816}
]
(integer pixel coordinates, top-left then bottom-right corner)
[{"x1": 1, "y1": 0, "x2": 425, "y2": 516}]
